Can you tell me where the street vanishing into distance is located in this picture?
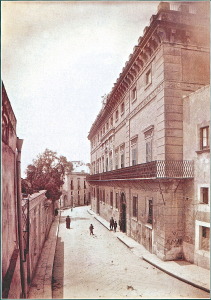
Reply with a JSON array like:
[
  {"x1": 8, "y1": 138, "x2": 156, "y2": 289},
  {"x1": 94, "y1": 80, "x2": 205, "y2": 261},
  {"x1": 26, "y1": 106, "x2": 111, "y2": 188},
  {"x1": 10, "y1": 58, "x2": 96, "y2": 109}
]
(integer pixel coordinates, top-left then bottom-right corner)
[{"x1": 52, "y1": 206, "x2": 209, "y2": 299}]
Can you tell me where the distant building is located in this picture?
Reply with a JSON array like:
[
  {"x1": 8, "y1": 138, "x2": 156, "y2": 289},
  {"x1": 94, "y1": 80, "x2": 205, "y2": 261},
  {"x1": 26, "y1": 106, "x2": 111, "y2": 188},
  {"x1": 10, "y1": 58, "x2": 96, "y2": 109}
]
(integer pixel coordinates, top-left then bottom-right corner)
[
  {"x1": 87, "y1": 1, "x2": 210, "y2": 265},
  {"x1": 61, "y1": 161, "x2": 90, "y2": 208}
]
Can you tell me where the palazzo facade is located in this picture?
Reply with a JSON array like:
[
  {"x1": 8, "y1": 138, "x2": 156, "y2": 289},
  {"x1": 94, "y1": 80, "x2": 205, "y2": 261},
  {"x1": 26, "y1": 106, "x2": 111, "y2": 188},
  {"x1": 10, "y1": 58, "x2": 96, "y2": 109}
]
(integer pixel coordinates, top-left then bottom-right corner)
[{"x1": 87, "y1": 1, "x2": 210, "y2": 266}]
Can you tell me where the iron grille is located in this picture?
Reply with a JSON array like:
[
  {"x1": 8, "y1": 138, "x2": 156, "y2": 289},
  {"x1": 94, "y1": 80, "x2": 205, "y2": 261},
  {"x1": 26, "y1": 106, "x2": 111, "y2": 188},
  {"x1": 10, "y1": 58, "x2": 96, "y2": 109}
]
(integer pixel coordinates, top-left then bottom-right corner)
[{"x1": 86, "y1": 160, "x2": 194, "y2": 181}]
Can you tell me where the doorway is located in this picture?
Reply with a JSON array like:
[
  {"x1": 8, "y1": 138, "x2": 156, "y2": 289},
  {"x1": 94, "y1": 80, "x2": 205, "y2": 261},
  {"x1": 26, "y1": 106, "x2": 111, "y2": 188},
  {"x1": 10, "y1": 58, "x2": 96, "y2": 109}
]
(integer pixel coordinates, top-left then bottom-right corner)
[
  {"x1": 96, "y1": 187, "x2": 100, "y2": 214},
  {"x1": 120, "y1": 193, "x2": 126, "y2": 233}
]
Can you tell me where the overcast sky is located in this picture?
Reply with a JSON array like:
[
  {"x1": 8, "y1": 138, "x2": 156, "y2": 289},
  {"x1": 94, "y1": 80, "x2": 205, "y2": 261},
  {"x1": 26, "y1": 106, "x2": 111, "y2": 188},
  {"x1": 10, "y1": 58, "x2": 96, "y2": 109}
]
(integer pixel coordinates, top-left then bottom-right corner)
[{"x1": 2, "y1": 1, "x2": 158, "y2": 177}]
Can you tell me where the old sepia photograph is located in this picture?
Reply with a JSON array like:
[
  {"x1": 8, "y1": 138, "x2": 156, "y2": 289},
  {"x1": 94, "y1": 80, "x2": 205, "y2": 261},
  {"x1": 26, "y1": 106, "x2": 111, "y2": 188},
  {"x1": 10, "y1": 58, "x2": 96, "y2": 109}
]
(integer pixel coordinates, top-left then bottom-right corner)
[{"x1": 1, "y1": 0, "x2": 210, "y2": 299}]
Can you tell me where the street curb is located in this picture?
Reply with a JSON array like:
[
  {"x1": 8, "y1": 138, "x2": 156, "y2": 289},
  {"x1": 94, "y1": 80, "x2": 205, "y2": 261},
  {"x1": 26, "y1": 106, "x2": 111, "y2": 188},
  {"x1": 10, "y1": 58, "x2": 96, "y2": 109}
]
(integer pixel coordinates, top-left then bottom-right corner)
[
  {"x1": 87, "y1": 209, "x2": 94, "y2": 215},
  {"x1": 143, "y1": 257, "x2": 210, "y2": 294},
  {"x1": 94, "y1": 216, "x2": 110, "y2": 230},
  {"x1": 117, "y1": 236, "x2": 134, "y2": 249}
]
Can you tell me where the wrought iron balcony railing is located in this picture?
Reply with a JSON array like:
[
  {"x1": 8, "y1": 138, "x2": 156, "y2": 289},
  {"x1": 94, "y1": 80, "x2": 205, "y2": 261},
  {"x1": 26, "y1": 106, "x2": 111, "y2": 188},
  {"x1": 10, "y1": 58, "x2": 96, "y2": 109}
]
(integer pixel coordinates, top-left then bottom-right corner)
[{"x1": 86, "y1": 160, "x2": 194, "y2": 182}]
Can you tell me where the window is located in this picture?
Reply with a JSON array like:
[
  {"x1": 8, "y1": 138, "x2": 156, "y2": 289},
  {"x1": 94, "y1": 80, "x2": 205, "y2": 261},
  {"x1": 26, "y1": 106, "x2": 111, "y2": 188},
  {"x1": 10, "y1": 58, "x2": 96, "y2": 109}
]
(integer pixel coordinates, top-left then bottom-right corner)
[
  {"x1": 132, "y1": 196, "x2": 138, "y2": 217},
  {"x1": 200, "y1": 226, "x2": 210, "y2": 251},
  {"x1": 146, "y1": 140, "x2": 152, "y2": 162},
  {"x1": 131, "y1": 137, "x2": 138, "y2": 166},
  {"x1": 120, "y1": 145, "x2": 125, "y2": 168},
  {"x1": 109, "y1": 151, "x2": 113, "y2": 171},
  {"x1": 115, "y1": 110, "x2": 119, "y2": 121},
  {"x1": 121, "y1": 102, "x2": 125, "y2": 114},
  {"x1": 102, "y1": 156, "x2": 104, "y2": 172},
  {"x1": 93, "y1": 188, "x2": 95, "y2": 198},
  {"x1": 98, "y1": 134, "x2": 99, "y2": 142},
  {"x1": 110, "y1": 116, "x2": 113, "y2": 126},
  {"x1": 106, "y1": 157, "x2": 109, "y2": 172},
  {"x1": 144, "y1": 125, "x2": 154, "y2": 162},
  {"x1": 147, "y1": 199, "x2": 153, "y2": 224},
  {"x1": 146, "y1": 69, "x2": 152, "y2": 86},
  {"x1": 70, "y1": 180, "x2": 73, "y2": 190},
  {"x1": 115, "y1": 193, "x2": 119, "y2": 209},
  {"x1": 200, "y1": 187, "x2": 209, "y2": 204},
  {"x1": 110, "y1": 191, "x2": 113, "y2": 207},
  {"x1": 201, "y1": 126, "x2": 209, "y2": 150},
  {"x1": 131, "y1": 87, "x2": 137, "y2": 102},
  {"x1": 103, "y1": 126, "x2": 105, "y2": 134},
  {"x1": 103, "y1": 190, "x2": 105, "y2": 203},
  {"x1": 115, "y1": 149, "x2": 119, "y2": 170},
  {"x1": 84, "y1": 181, "x2": 86, "y2": 189},
  {"x1": 77, "y1": 178, "x2": 80, "y2": 189},
  {"x1": 106, "y1": 121, "x2": 109, "y2": 131},
  {"x1": 2, "y1": 113, "x2": 9, "y2": 144}
]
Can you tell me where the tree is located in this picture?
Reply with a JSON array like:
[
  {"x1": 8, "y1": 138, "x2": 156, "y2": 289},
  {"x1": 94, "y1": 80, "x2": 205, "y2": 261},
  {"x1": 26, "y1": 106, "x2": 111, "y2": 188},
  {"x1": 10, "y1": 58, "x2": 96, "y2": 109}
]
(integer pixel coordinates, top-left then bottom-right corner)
[{"x1": 23, "y1": 149, "x2": 73, "y2": 201}]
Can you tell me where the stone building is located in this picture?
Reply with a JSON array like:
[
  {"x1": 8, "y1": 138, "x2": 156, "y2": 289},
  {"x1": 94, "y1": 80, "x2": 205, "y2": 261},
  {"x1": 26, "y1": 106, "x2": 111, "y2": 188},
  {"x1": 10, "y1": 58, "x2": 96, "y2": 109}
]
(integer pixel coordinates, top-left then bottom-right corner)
[
  {"x1": 183, "y1": 85, "x2": 210, "y2": 269},
  {"x1": 2, "y1": 82, "x2": 23, "y2": 298},
  {"x1": 87, "y1": 1, "x2": 210, "y2": 263},
  {"x1": 61, "y1": 161, "x2": 90, "y2": 208}
]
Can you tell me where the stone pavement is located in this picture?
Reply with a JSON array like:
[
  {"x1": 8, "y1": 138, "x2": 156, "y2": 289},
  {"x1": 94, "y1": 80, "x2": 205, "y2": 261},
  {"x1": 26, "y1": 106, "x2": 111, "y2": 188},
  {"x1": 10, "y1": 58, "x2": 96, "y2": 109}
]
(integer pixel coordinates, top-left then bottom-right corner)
[
  {"x1": 28, "y1": 215, "x2": 60, "y2": 299},
  {"x1": 90, "y1": 208, "x2": 210, "y2": 294},
  {"x1": 53, "y1": 206, "x2": 209, "y2": 299}
]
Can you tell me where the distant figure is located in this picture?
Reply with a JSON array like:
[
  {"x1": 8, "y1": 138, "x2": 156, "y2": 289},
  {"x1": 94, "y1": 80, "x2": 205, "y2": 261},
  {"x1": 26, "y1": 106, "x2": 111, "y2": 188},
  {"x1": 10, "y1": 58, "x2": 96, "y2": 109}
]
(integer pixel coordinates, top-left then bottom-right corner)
[
  {"x1": 119, "y1": 219, "x2": 122, "y2": 231},
  {"x1": 114, "y1": 221, "x2": 117, "y2": 232},
  {"x1": 110, "y1": 217, "x2": 114, "y2": 230},
  {"x1": 54, "y1": 208, "x2": 58, "y2": 216},
  {"x1": 66, "y1": 215, "x2": 71, "y2": 229},
  {"x1": 89, "y1": 224, "x2": 94, "y2": 235},
  {"x1": 71, "y1": 207, "x2": 73, "y2": 211}
]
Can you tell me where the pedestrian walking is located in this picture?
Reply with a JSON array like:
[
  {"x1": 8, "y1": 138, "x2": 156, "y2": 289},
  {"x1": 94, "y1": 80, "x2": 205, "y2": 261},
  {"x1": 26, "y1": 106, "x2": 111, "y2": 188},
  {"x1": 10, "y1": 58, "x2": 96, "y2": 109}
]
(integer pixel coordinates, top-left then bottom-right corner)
[
  {"x1": 66, "y1": 215, "x2": 71, "y2": 229},
  {"x1": 110, "y1": 217, "x2": 114, "y2": 230},
  {"x1": 114, "y1": 220, "x2": 117, "y2": 232},
  {"x1": 89, "y1": 224, "x2": 94, "y2": 235}
]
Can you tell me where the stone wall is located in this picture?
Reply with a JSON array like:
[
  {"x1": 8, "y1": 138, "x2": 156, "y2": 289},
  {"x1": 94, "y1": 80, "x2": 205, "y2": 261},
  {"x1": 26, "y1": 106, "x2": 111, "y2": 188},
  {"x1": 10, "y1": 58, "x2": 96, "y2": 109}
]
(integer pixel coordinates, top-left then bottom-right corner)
[{"x1": 2, "y1": 83, "x2": 22, "y2": 298}]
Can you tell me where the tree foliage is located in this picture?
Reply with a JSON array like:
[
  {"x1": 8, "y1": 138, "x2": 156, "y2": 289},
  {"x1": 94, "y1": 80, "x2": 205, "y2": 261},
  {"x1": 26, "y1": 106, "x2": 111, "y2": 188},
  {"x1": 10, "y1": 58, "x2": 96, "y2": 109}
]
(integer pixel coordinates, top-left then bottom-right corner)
[{"x1": 22, "y1": 149, "x2": 73, "y2": 201}]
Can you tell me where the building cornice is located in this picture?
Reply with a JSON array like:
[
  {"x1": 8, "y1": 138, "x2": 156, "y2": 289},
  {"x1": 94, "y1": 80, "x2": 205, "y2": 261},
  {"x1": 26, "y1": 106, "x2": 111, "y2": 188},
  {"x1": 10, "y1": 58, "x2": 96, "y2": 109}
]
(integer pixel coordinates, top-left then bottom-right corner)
[{"x1": 88, "y1": 3, "x2": 210, "y2": 140}]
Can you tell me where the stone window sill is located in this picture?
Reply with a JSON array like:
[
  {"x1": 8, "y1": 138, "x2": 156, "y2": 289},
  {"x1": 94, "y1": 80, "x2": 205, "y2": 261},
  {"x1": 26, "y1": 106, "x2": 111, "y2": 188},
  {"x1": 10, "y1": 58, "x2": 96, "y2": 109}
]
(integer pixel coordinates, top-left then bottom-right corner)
[
  {"x1": 196, "y1": 149, "x2": 210, "y2": 154},
  {"x1": 145, "y1": 82, "x2": 152, "y2": 90},
  {"x1": 131, "y1": 98, "x2": 137, "y2": 104}
]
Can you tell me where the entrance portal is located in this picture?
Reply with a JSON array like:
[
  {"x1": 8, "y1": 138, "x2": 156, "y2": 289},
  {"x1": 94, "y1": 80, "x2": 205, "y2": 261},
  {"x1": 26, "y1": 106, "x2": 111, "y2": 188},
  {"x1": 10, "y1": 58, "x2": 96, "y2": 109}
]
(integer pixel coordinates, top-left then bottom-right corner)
[{"x1": 120, "y1": 193, "x2": 126, "y2": 233}]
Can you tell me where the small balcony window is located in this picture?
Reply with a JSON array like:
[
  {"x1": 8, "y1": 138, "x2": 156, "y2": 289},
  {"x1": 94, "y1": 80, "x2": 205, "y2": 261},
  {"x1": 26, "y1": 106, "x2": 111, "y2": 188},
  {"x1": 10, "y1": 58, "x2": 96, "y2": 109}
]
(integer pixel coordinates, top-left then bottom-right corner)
[
  {"x1": 131, "y1": 87, "x2": 137, "y2": 102},
  {"x1": 146, "y1": 69, "x2": 152, "y2": 86},
  {"x1": 200, "y1": 126, "x2": 209, "y2": 150},
  {"x1": 115, "y1": 110, "x2": 119, "y2": 121},
  {"x1": 200, "y1": 187, "x2": 209, "y2": 204},
  {"x1": 121, "y1": 102, "x2": 125, "y2": 115}
]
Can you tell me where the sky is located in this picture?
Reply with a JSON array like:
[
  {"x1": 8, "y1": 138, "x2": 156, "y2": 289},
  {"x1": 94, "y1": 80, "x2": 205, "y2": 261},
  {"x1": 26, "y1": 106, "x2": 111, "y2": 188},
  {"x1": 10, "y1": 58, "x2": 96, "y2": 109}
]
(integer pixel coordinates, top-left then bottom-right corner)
[{"x1": 2, "y1": 1, "x2": 158, "y2": 177}]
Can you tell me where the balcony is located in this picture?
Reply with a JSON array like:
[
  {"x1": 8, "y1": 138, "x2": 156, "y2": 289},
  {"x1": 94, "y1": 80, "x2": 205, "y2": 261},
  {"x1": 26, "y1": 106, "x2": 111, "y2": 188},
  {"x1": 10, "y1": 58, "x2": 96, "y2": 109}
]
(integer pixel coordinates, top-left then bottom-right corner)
[{"x1": 86, "y1": 160, "x2": 194, "y2": 182}]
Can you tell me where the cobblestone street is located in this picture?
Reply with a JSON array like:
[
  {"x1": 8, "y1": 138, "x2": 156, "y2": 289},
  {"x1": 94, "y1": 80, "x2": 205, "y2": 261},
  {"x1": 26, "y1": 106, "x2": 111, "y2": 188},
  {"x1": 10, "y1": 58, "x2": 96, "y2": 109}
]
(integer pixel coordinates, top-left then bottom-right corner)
[{"x1": 52, "y1": 206, "x2": 209, "y2": 299}]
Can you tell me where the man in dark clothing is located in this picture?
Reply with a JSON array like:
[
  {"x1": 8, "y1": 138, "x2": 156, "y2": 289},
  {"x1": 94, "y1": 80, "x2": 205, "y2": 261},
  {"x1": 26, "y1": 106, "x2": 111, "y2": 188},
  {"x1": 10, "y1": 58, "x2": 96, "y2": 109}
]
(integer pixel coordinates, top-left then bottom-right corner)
[
  {"x1": 114, "y1": 220, "x2": 117, "y2": 232},
  {"x1": 66, "y1": 215, "x2": 71, "y2": 229},
  {"x1": 89, "y1": 224, "x2": 94, "y2": 235},
  {"x1": 110, "y1": 217, "x2": 114, "y2": 230}
]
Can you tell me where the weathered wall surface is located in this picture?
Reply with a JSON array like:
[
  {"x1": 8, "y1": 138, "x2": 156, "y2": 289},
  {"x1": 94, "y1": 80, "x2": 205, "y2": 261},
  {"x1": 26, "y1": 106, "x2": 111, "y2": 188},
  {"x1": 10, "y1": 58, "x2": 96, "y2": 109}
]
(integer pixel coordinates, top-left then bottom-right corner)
[
  {"x1": 183, "y1": 86, "x2": 210, "y2": 269},
  {"x1": 2, "y1": 83, "x2": 22, "y2": 298}
]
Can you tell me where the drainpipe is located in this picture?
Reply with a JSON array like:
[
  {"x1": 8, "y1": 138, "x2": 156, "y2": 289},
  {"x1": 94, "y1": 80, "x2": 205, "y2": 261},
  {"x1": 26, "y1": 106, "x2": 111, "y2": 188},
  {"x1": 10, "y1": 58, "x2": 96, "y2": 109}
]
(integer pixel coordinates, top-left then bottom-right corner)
[{"x1": 16, "y1": 138, "x2": 27, "y2": 298}]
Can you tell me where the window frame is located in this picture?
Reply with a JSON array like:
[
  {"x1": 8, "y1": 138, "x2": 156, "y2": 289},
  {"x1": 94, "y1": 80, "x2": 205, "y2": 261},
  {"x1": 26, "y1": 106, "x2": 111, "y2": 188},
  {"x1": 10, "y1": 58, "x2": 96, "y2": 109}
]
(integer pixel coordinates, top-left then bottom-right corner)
[{"x1": 200, "y1": 126, "x2": 209, "y2": 150}]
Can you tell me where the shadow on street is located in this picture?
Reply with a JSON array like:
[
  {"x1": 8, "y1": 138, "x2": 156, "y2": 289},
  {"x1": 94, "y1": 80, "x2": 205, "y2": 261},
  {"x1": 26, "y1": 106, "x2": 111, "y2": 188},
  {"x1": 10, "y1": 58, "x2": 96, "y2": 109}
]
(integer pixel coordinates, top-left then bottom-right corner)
[{"x1": 52, "y1": 237, "x2": 64, "y2": 299}]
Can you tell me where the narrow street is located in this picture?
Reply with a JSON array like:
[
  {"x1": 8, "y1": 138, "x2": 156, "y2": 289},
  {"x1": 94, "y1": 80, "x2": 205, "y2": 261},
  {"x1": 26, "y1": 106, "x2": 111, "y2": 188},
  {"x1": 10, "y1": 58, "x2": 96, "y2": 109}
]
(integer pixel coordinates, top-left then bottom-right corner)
[{"x1": 52, "y1": 206, "x2": 209, "y2": 299}]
